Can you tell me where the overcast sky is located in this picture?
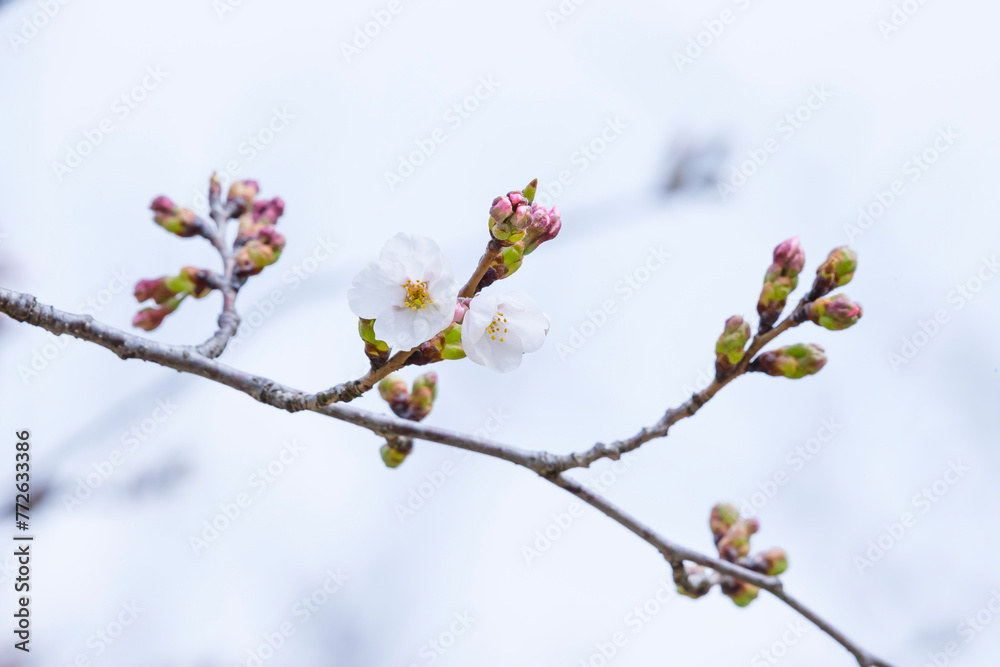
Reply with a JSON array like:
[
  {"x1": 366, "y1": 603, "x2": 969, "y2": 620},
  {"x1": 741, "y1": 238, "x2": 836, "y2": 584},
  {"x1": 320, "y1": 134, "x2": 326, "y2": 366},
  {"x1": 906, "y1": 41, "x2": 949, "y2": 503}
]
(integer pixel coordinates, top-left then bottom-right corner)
[{"x1": 1, "y1": 1, "x2": 999, "y2": 666}]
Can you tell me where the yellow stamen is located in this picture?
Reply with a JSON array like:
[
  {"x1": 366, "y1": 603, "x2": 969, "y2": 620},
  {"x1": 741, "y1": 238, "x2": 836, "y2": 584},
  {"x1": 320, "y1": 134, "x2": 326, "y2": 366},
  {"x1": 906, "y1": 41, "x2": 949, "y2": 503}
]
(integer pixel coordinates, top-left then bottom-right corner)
[
  {"x1": 403, "y1": 279, "x2": 432, "y2": 310},
  {"x1": 485, "y1": 311, "x2": 509, "y2": 343}
]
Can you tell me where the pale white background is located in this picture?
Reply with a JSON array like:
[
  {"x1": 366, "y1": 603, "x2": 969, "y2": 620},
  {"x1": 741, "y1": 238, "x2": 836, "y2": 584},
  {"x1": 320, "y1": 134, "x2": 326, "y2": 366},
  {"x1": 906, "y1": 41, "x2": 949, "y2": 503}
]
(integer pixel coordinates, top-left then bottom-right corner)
[{"x1": 1, "y1": 0, "x2": 999, "y2": 666}]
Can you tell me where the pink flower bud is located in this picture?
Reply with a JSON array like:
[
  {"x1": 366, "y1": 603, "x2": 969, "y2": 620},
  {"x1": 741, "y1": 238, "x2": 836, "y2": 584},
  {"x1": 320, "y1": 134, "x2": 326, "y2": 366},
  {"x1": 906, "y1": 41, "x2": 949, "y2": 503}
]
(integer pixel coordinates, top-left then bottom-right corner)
[
  {"x1": 131, "y1": 297, "x2": 181, "y2": 331},
  {"x1": 227, "y1": 180, "x2": 259, "y2": 215},
  {"x1": 523, "y1": 204, "x2": 561, "y2": 255},
  {"x1": 150, "y1": 197, "x2": 200, "y2": 237},
  {"x1": 134, "y1": 277, "x2": 174, "y2": 304},
  {"x1": 150, "y1": 196, "x2": 176, "y2": 214},
  {"x1": 507, "y1": 191, "x2": 527, "y2": 209},
  {"x1": 252, "y1": 197, "x2": 285, "y2": 225},
  {"x1": 489, "y1": 196, "x2": 513, "y2": 223},
  {"x1": 766, "y1": 237, "x2": 805, "y2": 282}
]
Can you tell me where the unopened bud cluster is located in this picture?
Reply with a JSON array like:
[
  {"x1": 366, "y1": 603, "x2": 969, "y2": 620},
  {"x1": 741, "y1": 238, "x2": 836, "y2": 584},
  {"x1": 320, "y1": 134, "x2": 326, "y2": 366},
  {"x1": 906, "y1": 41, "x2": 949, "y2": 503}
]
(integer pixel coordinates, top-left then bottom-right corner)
[
  {"x1": 377, "y1": 372, "x2": 439, "y2": 468},
  {"x1": 704, "y1": 503, "x2": 788, "y2": 607},
  {"x1": 132, "y1": 176, "x2": 287, "y2": 331},
  {"x1": 712, "y1": 237, "x2": 863, "y2": 382},
  {"x1": 480, "y1": 179, "x2": 561, "y2": 290}
]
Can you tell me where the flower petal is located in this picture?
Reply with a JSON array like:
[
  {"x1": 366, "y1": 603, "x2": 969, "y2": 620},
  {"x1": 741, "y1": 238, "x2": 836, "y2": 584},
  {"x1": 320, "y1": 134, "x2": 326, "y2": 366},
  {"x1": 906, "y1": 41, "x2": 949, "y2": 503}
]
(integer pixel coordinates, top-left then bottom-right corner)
[{"x1": 348, "y1": 263, "x2": 406, "y2": 319}]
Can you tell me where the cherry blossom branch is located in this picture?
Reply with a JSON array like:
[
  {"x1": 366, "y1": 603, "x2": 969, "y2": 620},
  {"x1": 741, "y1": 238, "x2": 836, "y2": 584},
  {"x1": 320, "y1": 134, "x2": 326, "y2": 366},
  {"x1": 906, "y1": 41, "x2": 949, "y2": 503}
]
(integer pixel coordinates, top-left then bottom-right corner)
[
  {"x1": 0, "y1": 286, "x2": 893, "y2": 667},
  {"x1": 310, "y1": 347, "x2": 419, "y2": 406}
]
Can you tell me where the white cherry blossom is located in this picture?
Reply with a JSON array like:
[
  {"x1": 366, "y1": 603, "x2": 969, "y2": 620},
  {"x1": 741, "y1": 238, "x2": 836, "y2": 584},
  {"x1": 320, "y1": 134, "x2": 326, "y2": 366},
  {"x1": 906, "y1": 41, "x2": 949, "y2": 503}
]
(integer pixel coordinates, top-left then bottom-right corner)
[
  {"x1": 462, "y1": 291, "x2": 549, "y2": 372},
  {"x1": 348, "y1": 233, "x2": 459, "y2": 349}
]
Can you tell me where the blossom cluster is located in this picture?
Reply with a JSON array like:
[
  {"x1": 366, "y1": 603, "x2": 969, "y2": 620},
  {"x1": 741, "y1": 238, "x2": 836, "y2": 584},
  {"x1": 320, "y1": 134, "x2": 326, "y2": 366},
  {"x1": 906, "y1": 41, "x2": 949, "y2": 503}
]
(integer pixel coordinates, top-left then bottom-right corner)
[{"x1": 349, "y1": 179, "x2": 559, "y2": 375}]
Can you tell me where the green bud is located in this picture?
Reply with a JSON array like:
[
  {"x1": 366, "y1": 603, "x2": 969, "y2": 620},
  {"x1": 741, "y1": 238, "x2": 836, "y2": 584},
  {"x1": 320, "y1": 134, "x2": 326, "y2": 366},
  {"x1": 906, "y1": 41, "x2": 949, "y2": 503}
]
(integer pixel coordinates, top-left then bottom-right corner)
[
  {"x1": 408, "y1": 372, "x2": 438, "y2": 421},
  {"x1": 753, "y1": 343, "x2": 827, "y2": 379},
  {"x1": 808, "y1": 294, "x2": 863, "y2": 331},
  {"x1": 378, "y1": 374, "x2": 409, "y2": 402},
  {"x1": 380, "y1": 442, "x2": 410, "y2": 468},
  {"x1": 412, "y1": 372, "x2": 438, "y2": 401},
  {"x1": 723, "y1": 580, "x2": 760, "y2": 608},
  {"x1": 751, "y1": 548, "x2": 788, "y2": 576},
  {"x1": 710, "y1": 503, "x2": 740, "y2": 543},
  {"x1": 715, "y1": 316, "x2": 751, "y2": 375},
  {"x1": 810, "y1": 246, "x2": 858, "y2": 298},
  {"x1": 717, "y1": 518, "x2": 759, "y2": 561},
  {"x1": 757, "y1": 277, "x2": 795, "y2": 330}
]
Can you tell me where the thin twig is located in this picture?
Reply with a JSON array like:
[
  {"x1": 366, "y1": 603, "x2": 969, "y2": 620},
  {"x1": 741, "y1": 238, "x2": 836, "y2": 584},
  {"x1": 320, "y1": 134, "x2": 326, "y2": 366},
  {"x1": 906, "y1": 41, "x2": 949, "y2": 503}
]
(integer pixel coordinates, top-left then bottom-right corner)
[
  {"x1": 459, "y1": 239, "x2": 501, "y2": 298},
  {"x1": 195, "y1": 203, "x2": 241, "y2": 358},
  {"x1": 309, "y1": 347, "x2": 418, "y2": 406},
  {"x1": 555, "y1": 297, "x2": 812, "y2": 471}
]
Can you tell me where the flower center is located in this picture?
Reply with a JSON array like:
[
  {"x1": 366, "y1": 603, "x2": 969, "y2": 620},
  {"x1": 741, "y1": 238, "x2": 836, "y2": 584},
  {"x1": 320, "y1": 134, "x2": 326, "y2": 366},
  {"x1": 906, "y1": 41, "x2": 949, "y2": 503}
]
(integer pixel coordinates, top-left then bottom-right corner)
[
  {"x1": 486, "y1": 311, "x2": 508, "y2": 342},
  {"x1": 403, "y1": 279, "x2": 433, "y2": 310}
]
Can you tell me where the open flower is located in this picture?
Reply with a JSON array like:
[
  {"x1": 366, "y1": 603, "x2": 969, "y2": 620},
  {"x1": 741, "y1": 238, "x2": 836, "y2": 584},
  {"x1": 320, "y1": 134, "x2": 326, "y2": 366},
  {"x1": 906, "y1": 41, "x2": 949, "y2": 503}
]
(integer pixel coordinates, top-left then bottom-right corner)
[
  {"x1": 348, "y1": 233, "x2": 459, "y2": 349},
  {"x1": 462, "y1": 291, "x2": 549, "y2": 372}
]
